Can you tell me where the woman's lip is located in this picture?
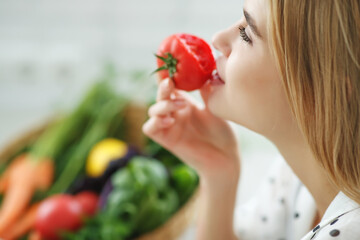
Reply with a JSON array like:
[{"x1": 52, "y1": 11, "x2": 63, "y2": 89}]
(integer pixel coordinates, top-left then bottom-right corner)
[
  {"x1": 214, "y1": 56, "x2": 226, "y2": 83},
  {"x1": 209, "y1": 70, "x2": 225, "y2": 85}
]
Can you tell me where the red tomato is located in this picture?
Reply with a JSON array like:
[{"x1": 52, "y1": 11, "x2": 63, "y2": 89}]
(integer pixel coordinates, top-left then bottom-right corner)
[
  {"x1": 35, "y1": 195, "x2": 83, "y2": 240},
  {"x1": 156, "y1": 33, "x2": 216, "y2": 91},
  {"x1": 75, "y1": 191, "x2": 99, "y2": 217}
]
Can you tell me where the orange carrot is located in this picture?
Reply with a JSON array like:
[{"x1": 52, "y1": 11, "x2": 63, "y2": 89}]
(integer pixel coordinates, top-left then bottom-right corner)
[
  {"x1": 0, "y1": 156, "x2": 37, "y2": 235},
  {"x1": 33, "y1": 158, "x2": 54, "y2": 190},
  {"x1": 0, "y1": 154, "x2": 54, "y2": 235},
  {"x1": 0, "y1": 155, "x2": 27, "y2": 193},
  {"x1": 1, "y1": 203, "x2": 40, "y2": 240}
]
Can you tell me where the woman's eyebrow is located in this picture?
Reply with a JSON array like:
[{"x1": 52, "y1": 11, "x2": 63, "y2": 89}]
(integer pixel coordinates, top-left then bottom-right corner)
[{"x1": 243, "y1": 9, "x2": 263, "y2": 39}]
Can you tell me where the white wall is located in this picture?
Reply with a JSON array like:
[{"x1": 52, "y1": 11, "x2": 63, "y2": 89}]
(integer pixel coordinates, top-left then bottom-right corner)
[
  {"x1": 0, "y1": 0, "x2": 246, "y2": 142},
  {"x1": 0, "y1": 0, "x2": 282, "y2": 238}
]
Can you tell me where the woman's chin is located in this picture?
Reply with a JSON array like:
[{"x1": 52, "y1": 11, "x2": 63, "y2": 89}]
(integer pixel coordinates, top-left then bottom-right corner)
[{"x1": 206, "y1": 95, "x2": 224, "y2": 117}]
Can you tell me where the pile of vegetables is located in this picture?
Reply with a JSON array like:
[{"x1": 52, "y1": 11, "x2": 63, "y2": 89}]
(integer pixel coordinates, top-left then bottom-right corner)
[
  {"x1": 64, "y1": 156, "x2": 197, "y2": 240},
  {"x1": 0, "y1": 70, "x2": 199, "y2": 240}
]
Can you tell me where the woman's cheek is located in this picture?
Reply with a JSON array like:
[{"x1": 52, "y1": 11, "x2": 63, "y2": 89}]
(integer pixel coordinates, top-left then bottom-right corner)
[
  {"x1": 223, "y1": 52, "x2": 273, "y2": 122},
  {"x1": 225, "y1": 54, "x2": 254, "y2": 101}
]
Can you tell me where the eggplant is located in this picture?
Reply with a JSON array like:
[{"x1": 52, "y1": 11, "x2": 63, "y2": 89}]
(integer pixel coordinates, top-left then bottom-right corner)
[
  {"x1": 67, "y1": 145, "x2": 140, "y2": 194},
  {"x1": 98, "y1": 178, "x2": 114, "y2": 209}
]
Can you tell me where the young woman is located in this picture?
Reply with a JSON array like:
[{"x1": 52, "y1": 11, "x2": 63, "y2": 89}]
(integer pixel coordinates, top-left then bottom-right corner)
[{"x1": 142, "y1": 0, "x2": 360, "y2": 239}]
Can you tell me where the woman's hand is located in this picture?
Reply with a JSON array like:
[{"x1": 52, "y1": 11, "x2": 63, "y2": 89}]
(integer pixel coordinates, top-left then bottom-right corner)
[{"x1": 142, "y1": 77, "x2": 240, "y2": 180}]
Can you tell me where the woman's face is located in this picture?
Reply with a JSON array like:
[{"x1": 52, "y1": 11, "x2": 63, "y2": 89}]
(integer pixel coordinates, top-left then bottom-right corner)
[{"x1": 205, "y1": 0, "x2": 295, "y2": 138}]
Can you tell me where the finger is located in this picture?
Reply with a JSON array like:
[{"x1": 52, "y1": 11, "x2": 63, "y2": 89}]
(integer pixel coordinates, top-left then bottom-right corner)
[
  {"x1": 148, "y1": 99, "x2": 187, "y2": 117},
  {"x1": 157, "y1": 72, "x2": 171, "y2": 85},
  {"x1": 142, "y1": 116, "x2": 175, "y2": 137},
  {"x1": 199, "y1": 80, "x2": 213, "y2": 110},
  {"x1": 156, "y1": 73, "x2": 165, "y2": 85},
  {"x1": 172, "y1": 90, "x2": 204, "y2": 109},
  {"x1": 156, "y1": 78, "x2": 175, "y2": 101}
]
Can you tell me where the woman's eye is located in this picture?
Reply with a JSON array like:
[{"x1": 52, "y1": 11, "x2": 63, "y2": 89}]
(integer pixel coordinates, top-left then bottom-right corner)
[{"x1": 238, "y1": 26, "x2": 252, "y2": 44}]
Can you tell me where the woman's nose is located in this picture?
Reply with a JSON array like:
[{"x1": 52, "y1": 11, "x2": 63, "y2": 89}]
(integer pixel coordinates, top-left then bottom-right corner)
[{"x1": 212, "y1": 28, "x2": 232, "y2": 58}]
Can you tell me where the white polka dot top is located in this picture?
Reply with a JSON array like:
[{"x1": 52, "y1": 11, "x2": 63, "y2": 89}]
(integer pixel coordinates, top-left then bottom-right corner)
[{"x1": 233, "y1": 157, "x2": 360, "y2": 240}]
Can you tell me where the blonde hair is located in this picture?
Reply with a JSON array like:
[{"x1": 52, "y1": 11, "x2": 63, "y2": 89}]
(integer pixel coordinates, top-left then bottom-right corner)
[{"x1": 268, "y1": 0, "x2": 360, "y2": 202}]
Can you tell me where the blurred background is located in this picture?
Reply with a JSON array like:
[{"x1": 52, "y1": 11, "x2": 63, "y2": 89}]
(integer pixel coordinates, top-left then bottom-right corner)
[{"x1": 0, "y1": 0, "x2": 282, "y2": 238}]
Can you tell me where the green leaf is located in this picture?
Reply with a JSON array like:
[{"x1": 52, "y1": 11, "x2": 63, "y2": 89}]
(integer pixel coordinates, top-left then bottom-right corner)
[{"x1": 153, "y1": 52, "x2": 178, "y2": 78}]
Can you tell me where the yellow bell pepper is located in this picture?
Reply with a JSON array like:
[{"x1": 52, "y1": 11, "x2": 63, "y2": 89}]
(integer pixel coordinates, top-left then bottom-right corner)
[{"x1": 86, "y1": 138, "x2": 128, "y2": 177}]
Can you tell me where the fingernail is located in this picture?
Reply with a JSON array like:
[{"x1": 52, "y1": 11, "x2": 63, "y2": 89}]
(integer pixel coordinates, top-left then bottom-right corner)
[
  {"x1": 162, "y1": 78, "x2": 170, "y2": 87},
  {"x1": 167, "y1": 78, "x2": 174, "y2": 86},
  {"x1": 165, "y1": 78, "x2": 174, "y2": 89}
]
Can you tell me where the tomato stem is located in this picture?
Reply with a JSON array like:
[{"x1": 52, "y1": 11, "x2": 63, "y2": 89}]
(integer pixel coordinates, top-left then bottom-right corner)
[{"x1": 153, "y1": 53, "x2": 178, "y2": 78}]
